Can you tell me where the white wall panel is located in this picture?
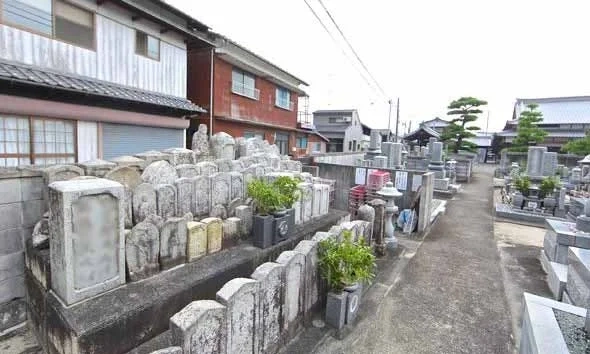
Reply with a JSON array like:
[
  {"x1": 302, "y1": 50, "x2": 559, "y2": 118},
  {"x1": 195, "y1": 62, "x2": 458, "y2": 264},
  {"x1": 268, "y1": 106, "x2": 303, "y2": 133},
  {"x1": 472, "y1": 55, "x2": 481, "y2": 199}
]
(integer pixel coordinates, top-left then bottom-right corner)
[{"x1": 77, "y1": 121, "x2": 98, "y2": 162}]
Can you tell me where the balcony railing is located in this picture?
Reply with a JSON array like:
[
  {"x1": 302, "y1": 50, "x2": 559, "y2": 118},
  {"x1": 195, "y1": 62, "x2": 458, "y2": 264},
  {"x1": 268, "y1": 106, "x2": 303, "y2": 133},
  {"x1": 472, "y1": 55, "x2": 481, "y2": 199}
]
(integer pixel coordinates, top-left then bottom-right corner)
[
  {"x1": 275, "y1": 97, "x2": 294, "y2": 111},
  {"x1": 231, "y1": 81, "x2": 260, "y2": 100}
]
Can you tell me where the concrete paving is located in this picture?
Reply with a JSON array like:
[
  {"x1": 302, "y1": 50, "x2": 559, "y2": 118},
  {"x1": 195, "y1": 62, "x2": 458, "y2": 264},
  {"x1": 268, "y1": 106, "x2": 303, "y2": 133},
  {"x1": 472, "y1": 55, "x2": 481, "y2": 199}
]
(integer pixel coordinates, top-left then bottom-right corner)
[{"x1": 314, "y1": 165, "x2": 514, "y2": 354}]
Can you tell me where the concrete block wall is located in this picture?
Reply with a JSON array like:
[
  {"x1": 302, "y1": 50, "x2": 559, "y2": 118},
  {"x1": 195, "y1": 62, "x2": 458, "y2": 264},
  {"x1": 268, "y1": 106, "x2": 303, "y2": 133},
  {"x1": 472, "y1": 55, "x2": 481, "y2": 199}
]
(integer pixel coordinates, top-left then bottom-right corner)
[{"x1": 0, "y1": 168, "x2": 44, "y2": 331}]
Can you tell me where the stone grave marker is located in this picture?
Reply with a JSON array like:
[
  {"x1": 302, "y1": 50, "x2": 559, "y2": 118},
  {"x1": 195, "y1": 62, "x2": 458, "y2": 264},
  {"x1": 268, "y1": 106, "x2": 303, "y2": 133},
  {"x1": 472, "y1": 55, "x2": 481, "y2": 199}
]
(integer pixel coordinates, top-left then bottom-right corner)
[
  {"x1": 176, "y1": 164, "x2": 200, "y2": 178},
  {"x1": 134, "y1": 150, "x2": 172, "y2": 164},
  {"x1": 196, "y1": 161, "x2": 218, "y2": 177},
  {"x1": 216, "y1": 278, "x2": 258, "y2": 354},
  {"x1": 294, "y1": 240, "x2": 320, "y2": 324},
  {"x1": 170, "y1": 300, "x2": 227, "y2": 354},
  {"x1": 48, "y1": 178, "x2": 124, "y2": 305},
  {"x1": 357, "y1": 204, "x2": 375, "y2": 245},
  {"x1": 126, "y1": 221, "x2": 159, "y2": 281},
  {"x1": 209, "y1": 204, "x2": 227, "y2": 219},
  {"x1": 230, "y1": 172, "x2": 244, "y2": 200},
  {"x1": 142, "y1": 161, "x2": 178, "y2": 185},
  {"x1": 191, "y1": 124, "x2": 212, "y2": 162},
  {"x1": 231, "y1": 160, "x2": 244, "y2": 172},
  {"x1": 201, "y1": 217, "x2": 223, "y2": 254},
  {"x1": 193, "y1": 176, "x2": 210, "y2": 216},
  {"x1": 276, "y1": 251, "x2": 305, "y2": 339},
  {"x1": 311, "y1": 184, "x2": 322, "y2": 218},
  {"x1": 105, "y1": 166, "x2": 142, "y2": 228},
  {"x1": 223, "y1": 217, "x2": 241, "y2": 249},
  {"x1": 109, "y1": 155, "x2": 145, "y2": 170},
  {"x1": 215, "y1": 158, "x2": 233, "y2": 173},
  {"x1": 42, "y1": 164, "x2": 84, "y2": 210},
  {"x1": 299, "y1": 183, "x2": 313, "y2": 223},
  {"x1": 156, "y1": 184, "x2": 177, "y2": 219},
  {"x1": 175, "y1": 178, "x2": 195, "y2": 217},
  {"x1": 163, "y1": 148, "x2": 195, "y2": 165},
  {"x1": 210, "y1": 172, "x2": 231, "y2": 207},
  {"x1": 79, "y1": 159, "x2": 116, "y2": 177},
  {"x1": 210, "y1": 132, "x2": 236, "y2": 160},
  {"x1": 235, "y1": 205, "x2": 253, "y2": 237},
  {"x1": 251, "y1": 262, "x2": 285, "y2": 354},
  {"x1": 132, "y1": 183, "x2": 157, "y2": 224},
  {"x1": 159, "y1": 216, "x2": 189, "y2": 269},
  {"x1": 186, "y1": 221, "x2": 207, "y2": 262}
]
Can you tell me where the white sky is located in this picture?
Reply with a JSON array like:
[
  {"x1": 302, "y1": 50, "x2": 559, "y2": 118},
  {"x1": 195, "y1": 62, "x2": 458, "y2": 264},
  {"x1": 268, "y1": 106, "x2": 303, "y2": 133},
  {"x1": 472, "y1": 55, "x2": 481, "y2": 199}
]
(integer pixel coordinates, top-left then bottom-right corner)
[{"x1": 167, "y1": 0, "x2": 590, "y2": 133}]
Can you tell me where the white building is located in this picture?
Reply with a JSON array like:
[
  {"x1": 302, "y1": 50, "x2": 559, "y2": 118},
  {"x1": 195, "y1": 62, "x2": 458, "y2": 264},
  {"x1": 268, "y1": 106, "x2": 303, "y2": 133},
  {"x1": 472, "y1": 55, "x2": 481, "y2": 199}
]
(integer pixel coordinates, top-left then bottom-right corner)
[{"x1": 0, "y1": 0, "x2": 211, "y2": 165}]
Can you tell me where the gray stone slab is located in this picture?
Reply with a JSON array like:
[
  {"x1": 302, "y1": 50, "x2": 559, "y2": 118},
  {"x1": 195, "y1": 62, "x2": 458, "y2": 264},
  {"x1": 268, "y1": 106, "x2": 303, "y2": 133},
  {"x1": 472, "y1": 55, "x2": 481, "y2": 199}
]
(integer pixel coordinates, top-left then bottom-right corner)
[
  {"x1": 0, "y1": 250, "x2": 24, "y2": 281},
  {"x1": 0, "y1": 178, "x2": 21, "y2": 204},
  {"x1": 0, "y1": 228, "x2": 23, "y2": 255},
  {"x1": 0, "y1": 203, "x2": 22, "y2": 231},
  {"x1": 276, "y1": 251, "x2": 305, "y2": 339},
  {"x1": 160, "y1": 217, "x2": 188, "y2": 270},
  {"x1": 22, "y1": 199, "x2": 43, "y2": 228},
  {"x1": 294, "y1": 240, "x2": 319, "y2": 322},
  {"x1": 251, "y1": 262, "x2": 285, "y2": 354},
  {"x1": 0, "y1": 275, "x2": 24, "y2": 303},
  {"x1": 540, "y1": 249, "x2": 550, "y2": 274},
  {"x1": 547, "y1": 261, "x2": 567, "y2": 300},
  {"x1": 543, "y1": 231, "x2": 557, "y2": 263},
  {"x1": 170, "y1": 300, "x2": 227, "y2": 354},
  {"x1": 216, "y1": 278, "x2": 258, "y2": 354},
  {"x1": 20, "y1": 176, "x2": 43, "y2": 201}
]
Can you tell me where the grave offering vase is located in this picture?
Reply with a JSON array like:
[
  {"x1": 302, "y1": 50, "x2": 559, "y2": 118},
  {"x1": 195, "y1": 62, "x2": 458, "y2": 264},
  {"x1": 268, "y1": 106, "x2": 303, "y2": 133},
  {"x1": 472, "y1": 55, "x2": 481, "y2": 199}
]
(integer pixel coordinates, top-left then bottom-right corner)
[{"x1": 377, "y1": 182, "x2": 402, "y2": 250}]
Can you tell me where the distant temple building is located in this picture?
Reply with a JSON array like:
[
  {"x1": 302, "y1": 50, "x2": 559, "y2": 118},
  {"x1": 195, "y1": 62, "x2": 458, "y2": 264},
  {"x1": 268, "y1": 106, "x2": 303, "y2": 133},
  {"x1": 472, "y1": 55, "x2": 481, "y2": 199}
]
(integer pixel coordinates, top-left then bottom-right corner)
[{"x1": 497, "y1": 96, "x2": 590, "y2": 152}]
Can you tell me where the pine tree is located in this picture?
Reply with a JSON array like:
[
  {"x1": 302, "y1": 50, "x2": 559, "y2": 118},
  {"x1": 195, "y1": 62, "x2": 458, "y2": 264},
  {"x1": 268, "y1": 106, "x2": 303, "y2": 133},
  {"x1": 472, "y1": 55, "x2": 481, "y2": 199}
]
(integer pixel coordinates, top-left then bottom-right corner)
[
  {"x1": 562, "y1": 130, "x2": 590, "y2": 155},
  {"x1": 511, "y1": 103, "x2": 547, "y2": 151},
  {"x1": 441, "y1": 97, "x2": 487, "y2": 153}
]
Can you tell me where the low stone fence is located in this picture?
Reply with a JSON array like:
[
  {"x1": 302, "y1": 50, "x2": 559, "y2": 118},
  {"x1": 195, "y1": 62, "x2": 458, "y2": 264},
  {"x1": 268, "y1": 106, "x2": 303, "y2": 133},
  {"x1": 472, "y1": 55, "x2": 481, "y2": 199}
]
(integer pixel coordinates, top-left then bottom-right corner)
[
  {"x1": 312, "y1": 152, "x2": 366, "y2": 166},
  {"x1": 499, "y1": 151, "x2": 583, "y2": 173},
  {"x1": 166, "y1": 222, "x2": 372, "y2": 354}
]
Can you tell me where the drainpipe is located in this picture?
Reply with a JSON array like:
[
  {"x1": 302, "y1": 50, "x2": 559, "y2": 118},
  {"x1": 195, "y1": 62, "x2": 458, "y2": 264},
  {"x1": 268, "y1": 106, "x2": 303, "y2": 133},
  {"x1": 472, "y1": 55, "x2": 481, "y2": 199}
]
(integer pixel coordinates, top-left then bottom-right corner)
[{"x1": 209, "y1": 47, "x2": 214, "y2": 137}]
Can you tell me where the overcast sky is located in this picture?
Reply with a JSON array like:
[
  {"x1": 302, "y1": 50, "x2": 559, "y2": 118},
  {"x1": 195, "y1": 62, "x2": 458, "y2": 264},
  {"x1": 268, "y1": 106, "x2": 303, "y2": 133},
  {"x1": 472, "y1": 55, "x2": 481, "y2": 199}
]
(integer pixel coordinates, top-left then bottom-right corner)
[{"x1": 167, "y1": 0, "x2": 590, "y2": 133}]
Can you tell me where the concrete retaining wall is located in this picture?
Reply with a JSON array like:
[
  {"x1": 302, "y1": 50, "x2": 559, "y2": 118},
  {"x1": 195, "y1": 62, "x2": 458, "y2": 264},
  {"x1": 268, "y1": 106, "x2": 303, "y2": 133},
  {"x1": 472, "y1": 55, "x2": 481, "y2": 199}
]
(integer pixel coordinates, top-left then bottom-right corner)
[{"x1": 0, "y1": 167, "x2": 44, "y2": 331}]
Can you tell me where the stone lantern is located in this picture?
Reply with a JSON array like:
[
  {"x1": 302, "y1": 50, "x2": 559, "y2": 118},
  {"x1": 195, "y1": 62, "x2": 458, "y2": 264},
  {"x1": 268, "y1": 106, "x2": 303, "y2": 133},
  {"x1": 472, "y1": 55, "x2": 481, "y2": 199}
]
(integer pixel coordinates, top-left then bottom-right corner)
[{"x1": 377, "y1": 182, "x2": 403, "y2": 250}]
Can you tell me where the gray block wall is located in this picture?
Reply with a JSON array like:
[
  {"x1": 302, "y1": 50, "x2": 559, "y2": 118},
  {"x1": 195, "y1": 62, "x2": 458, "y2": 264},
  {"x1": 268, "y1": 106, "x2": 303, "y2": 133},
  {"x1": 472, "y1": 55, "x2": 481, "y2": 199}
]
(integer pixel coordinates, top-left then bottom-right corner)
[{"x1": 0, "y1": 168, "x2": 44, "y2": 331}]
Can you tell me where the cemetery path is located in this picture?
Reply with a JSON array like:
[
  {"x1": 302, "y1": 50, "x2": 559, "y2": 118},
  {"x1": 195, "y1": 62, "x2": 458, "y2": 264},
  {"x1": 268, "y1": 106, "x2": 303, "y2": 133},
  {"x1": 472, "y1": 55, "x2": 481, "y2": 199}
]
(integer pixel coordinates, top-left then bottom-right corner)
[{"x1": 317, "y1": 165, "x2": 513, "y2": 354}]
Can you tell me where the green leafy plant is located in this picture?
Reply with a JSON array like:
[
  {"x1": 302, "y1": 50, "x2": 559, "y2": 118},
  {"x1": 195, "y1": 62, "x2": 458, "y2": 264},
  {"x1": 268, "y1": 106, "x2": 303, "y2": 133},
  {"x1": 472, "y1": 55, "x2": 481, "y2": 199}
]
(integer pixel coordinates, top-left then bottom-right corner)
[
  {"x1": 539, "y1": 177, "x2": 558, "y2": 198},
  {"x1": 562, "y1": 130, "x2": 590, "y2": 155},
  {"x1": 510, "y1": 103, "x2": 547, "y2": 151},
  {"x1": 318, "y1": 231, "x2": 376, "y2": 293},
  {"x1": 514, "y1": 175, "x2": 531, "y2": 196},
  {"x1": 273, "y1": 176, "x2": 302, "y2": 208},
  {"x1": 440, "y1": 97, "x2": 487, "y2": 153},
  {"x1": 247, "y1": 179, "x2": 282, "y2": 215}
]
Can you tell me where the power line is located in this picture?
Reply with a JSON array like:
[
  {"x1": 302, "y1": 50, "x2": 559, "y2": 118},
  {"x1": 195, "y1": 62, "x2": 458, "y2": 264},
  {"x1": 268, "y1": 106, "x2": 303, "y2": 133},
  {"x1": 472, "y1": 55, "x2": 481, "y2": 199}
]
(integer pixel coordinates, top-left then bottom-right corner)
[
  {"x1": 303, "y1": 0, "x2": 382, "y2": 98},
  {"x1": 316, "y1": 0, "x2": 388, "y2": 98}
]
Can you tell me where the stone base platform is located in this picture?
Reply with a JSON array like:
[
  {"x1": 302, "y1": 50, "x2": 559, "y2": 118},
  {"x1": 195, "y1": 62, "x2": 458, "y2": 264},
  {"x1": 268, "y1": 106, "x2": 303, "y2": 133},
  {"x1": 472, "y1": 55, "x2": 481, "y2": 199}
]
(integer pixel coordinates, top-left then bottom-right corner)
[
  {"x1": 540, "y1": 249, "x2": 550, "y2": 274},
  {"x1": 433, "y1": 184, "x2": 461, "y2": 199},
  {"x1": 547, "y1": 261, "x2": 567, "y2": 301},
  {"x1": 520, "y1": 292, "x2": 586, "y2": 354},
  {"x1": 26, "y1": 209, "x2": 349, "y2": 354},
  {"x1": 566, "y1": 247, "x2": 590, "y2": 308},
  {"x1": 495, "y1": 203, "x2": 561, "y2": 226}
]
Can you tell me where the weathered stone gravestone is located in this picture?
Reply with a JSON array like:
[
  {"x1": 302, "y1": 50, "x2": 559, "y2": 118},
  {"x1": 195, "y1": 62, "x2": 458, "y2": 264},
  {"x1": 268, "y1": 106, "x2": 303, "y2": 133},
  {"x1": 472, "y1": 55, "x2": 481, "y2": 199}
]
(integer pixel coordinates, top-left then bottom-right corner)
[
  {"x1": 319, "y1": 184, "x2": 330, "y2": 215},
  {"x1": 163, "y1": 147, "x2": 195, "y2": 166},
  {"x1": 223, "y1": 217, "x2": 241, "y2": 248},
  {"x1": 231, "y1": 160, "x2": 244, "y2": 172},
  {"x1": 527, "y1": 146, "x2": 547, "y2": 178},
  {"x1": 209, "y1": 204, "x2": 228, "y2": 219},
  {"x1": 216, "y1": 278, "x2": 259, "y2": 354},
  {"x1": 210, "y1": 172, "x2": 231, "y2": 207},
  {"x1": 109, "y1": 155, "x2": 146, "y2": 170},
  {"x1": 299, "y1": 183, "x2": 313, "y2": 223},
  {"x1": 193, "y1": 176, "x2": 210, "y2": 216},
  {"x1": 542, "y1": 152, "x2": 558, "y2": 177},
  {"x1": 48, "y1": 178, "x2": 125, "y2": 305},
  {"x1": 134, "y1": 150, "x2": 172, "y2": 164},
  {"x1": 79, "y1": 159, "x2": 116, "y2": 177},
  {"x1": 42, "y1": 164, "x2": 84, "y2": 210},
  {"x1": 294, "y1": 240, "x2": 320, "y2": 324},
  {"x1": 251, "y1": 262, "x2": 285, "y2": 354},
  {"x1": 276, "y1": 251, "x2": 305, "y2": 339},
  {"x1": 160, "y1": 216, "x2": 189, "y2": 269},
  {"x1": 142, "y1": 161, "x2": 178, "y2": 185},
  {"x1": 176, "y1": 164, "x2": 200, "y2": 178},
  {"x1": 235, "y1": 205, "x2": 253, "y2": 237},
  {"x1": 196, "y1": 161, "x2": 218, "y2": 177},
  {"x1": 126, "y1": 221, "x2": 159, "y2": 281},
  {"x1": 105, "y1": 166, "x2": 142, "y2": 228},
  {"x1": 357, "y1": 204, "x2": 375, "y2": 245},
  {"x1": 201, "y1": 217, "x2": 223, "y2": 254},
  {"x1": 156, "y1": 184, "x2": 177, "y2": 219},
  {"x1": 170, "y1": 300, "x2": 227, "y2": 354},
  {"x1": 238, "y1": 137, "x2": 259, "y2": 157},
  {"x1": 230, "y1": 172, "x2": 244, "y2": 200},
  {"x1": 132, "y1": 183, "x2": 157, "y2": 224},
  {"x1": 191, "y1": 124, "x2": 212, "y2": 162},
  {"x1": 186, "y1": 221, "x2": 207, "y2": 262},
  {"x1": 311, "y1": 184, "x2": 322, "y2": 218},
  {"x1": 175, "y1": 178, "x2": 195, "y2": 217},
  {"x1": 215, "y1": 158, "x2": 233, "y2": 173},
  {"x1": 340, "y1": 221, "x2": 359, "y2": 241}
]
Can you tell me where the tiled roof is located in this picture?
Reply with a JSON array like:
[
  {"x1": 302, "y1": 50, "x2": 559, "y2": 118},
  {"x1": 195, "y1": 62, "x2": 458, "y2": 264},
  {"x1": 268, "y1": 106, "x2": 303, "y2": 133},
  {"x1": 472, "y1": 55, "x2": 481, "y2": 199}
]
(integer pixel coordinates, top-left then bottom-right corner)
[
  {"x1": 0, "y1": 60, "x2": 206, "y2": 113},
  {"x1": 495, "y1": 130, "x2": 586, "y2": 138},
  {"x1": 515, "y1": 97, "x2": 590, "y2": 124}
]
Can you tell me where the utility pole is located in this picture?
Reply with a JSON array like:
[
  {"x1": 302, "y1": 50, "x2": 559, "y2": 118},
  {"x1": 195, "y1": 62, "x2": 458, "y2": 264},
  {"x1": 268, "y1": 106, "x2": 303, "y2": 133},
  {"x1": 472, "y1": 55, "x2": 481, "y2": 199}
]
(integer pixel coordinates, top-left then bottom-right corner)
[
  {"x1": 485, "y1": 110, "x2": 490, "y2": 136},
  {"x1": 395, "y1": 97, "x2": 400, "y2": 142},
  {"x1": 387, "y1": 99, "x2": 393, "y2": 142}
]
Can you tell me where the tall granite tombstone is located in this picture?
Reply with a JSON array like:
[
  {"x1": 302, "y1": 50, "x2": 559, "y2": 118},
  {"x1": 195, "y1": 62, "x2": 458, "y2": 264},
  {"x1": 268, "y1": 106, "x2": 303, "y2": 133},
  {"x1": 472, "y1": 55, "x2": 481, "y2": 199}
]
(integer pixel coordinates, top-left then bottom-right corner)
[
  {"x1": 294, "y1": 240, "x2": 320, "y2": 324},
  {"x1": 299, "y1": 183, "x2": 313, "y2": 223},
  {"x1": 542, "y1": 151, "x2": 558, "y2": 177},
  {"x1": 170, "y1": 300, "x2": 227, "y2": 354},
  {"x1": 132, "y1": 183, "x2": 157, "y2": 224},
  {"x1": 210, "y1": 132, "x2": 236, "y2": 160},
  {"x1": 216, "y1": 278, "x2": 259, "y2": 354},
  {"x1": 193, "y1": 176, "x2": 211, "y2": 216},
  {"x1": 215, "y1": 158, "x2": 233, "y2": 173},
  {"x1": 366, "y1": 130, "x2": 382, "y2": 160},
  {"x1": 191, "y1": 124, "x2": 212, "y2": 162},
  {"x1": 251, "y1": 262, "x2": 285, "y2": 354},
  {"x1": 390, "y1": 142, "x2": 403, "y2": 169},
  {"x1": 311, "y1": 184, "x2": 322, "y2": 218},
  {"x1": 526, "y1": 146, "x2": 547, "y2": 179},
  {"x1": 159, "y1": 216, "x2": 189, "y2": 269},
  {"x1": 175, "y1": 178, "x2": 195, "y2": 217},
  {"x1": 428, "y1": 142, "x2": 446, "y2": 178},
  {"x1": 156, "y1": 184, "x2": 177, "y2": 219},
  {"x1": 276, "y1": 251, "x2": 305, "y2": 339},
  {"x1": 368, "y1": 199, "x2": 386, "y2": 255},
  {"x1": 126, "y1": 221, "x2": 159, "y2": 281},
  {"x1": 381, "y1": 142, "x2": 393, "y2": 167},
  {"x1": 48, "y1": 178, "x2": 125, "y2": 305}
]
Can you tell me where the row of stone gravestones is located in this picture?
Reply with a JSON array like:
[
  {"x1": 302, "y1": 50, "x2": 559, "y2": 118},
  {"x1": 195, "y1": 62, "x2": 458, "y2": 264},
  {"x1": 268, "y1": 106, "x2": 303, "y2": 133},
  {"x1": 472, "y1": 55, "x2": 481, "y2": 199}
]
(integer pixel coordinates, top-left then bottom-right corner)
[{"x1": 164, "y1": 223, "x2": 372, "y2": 354}]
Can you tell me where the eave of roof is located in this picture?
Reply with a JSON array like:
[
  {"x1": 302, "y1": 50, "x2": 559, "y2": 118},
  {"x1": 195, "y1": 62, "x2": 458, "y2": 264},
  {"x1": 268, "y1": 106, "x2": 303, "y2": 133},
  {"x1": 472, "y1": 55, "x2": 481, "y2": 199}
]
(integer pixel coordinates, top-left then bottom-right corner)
[{"x1": 0, "y1": 60, "x2": 206, "y2": 113}]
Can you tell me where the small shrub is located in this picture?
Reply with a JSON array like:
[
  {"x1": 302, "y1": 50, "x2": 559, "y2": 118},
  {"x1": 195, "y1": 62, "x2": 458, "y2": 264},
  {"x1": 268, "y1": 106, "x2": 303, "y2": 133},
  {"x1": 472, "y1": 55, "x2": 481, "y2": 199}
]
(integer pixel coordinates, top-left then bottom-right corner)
[
  {"x1": 514, "y1": 175, "x2": 531, "y2": 196},
  {"x1": 539, "y1": 177, "x2": 558, "y2": 198},
  {"x1": 247, "y1": 179, "x2": 282, "y2": 215},
  {"x1": 273, "y1": 176, "x2": 302, "y2": 209}
]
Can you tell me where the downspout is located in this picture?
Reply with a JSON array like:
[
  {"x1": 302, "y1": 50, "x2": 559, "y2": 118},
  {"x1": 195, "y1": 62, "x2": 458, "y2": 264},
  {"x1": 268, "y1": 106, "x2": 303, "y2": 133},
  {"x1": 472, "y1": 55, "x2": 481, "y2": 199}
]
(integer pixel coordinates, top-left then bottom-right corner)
[{"x1": 209, "y1": 47, "x2": 214, "y2": 137}]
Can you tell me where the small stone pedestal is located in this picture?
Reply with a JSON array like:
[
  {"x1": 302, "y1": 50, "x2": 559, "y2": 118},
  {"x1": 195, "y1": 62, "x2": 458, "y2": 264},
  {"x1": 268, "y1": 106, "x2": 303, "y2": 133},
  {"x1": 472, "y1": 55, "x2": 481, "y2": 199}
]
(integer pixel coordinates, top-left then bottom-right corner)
[{"x1": 377, "y1": 182, "x2": 402, "y2": 250}]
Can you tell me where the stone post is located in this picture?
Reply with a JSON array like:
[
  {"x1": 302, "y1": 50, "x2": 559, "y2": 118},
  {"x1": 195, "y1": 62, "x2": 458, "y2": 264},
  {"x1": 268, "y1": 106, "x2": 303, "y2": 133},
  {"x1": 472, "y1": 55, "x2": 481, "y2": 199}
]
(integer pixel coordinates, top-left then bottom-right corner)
[
  {"x1": 526, "y1": 146, "x2": 547, "y2": 178},
  {"x1": 428, "y1": 142, "x2": 446, "y2": 178},
  {"x1": 368, "y1": 199, "x2": 386, "y2": 255},
  {"x1": 366, "y1": 130, "x2": 382, "y2": 160},
  {"x1": 376, "y1": 182, "x2": 402, "y2": 250},
  {"x1": 390, "y1": 143, "x2": 403, "y2": 169}
]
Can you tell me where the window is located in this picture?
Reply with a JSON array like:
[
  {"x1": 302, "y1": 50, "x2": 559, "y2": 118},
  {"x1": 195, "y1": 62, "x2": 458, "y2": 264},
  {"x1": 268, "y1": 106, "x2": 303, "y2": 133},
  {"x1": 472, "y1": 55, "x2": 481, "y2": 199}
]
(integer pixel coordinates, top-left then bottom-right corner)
[
  {"x1": 0, "y1": 115, "x2": 76, "y2": 167},
  {"x1": 275, "y1": 132, "x2": 289, "y2": 155},
  {"x1": 312, "y1": 142, "x2": 321, "y2": 152},
  {"x1": 328, "y1": 117, "x2": 339, "y2": 123},
  {"x1": 54, "y1": 0, "x2": 94, "y2": 49},
  {"x1": 244, "y1": 131, "x2": 264, "y2": 140},
  {"x1": 275, "y1": 87, "x2": 291, "y2": 110},
  {"x1": 348, "y1": 141, "x2": 352, "y2": 151},
  {"x1": 296, "y1": 136, "x2": 307, "y2": 149},
  {"x1": 1, "y1": 0, "x2": 94, "y2": 49},
  {"x1": 232, "y1": 69, "x2": 259, "y2": 100},
  {"x1": 136, "y1": 30, "x2": 160, "y2": 60}
]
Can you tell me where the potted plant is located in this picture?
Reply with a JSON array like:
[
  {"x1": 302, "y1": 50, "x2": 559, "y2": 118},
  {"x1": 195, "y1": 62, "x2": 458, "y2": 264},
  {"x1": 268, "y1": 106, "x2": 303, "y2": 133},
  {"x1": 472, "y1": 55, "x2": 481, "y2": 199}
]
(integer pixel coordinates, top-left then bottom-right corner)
[
  {"x1": 318, "y1": 231, "x2": 376, "y2": 329},
  {"x1": 247, "y1": 179, "x2": 282, "y2": 249},
  {"x1": 540, "y1": 177, "x2": 558, "y2": 210},
  {"x1": 512, "y1": 175, "x2": 529, "y2": 209},
  {"x1": 273, "y1": 176, "x2": 302, "y2": 240}
]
